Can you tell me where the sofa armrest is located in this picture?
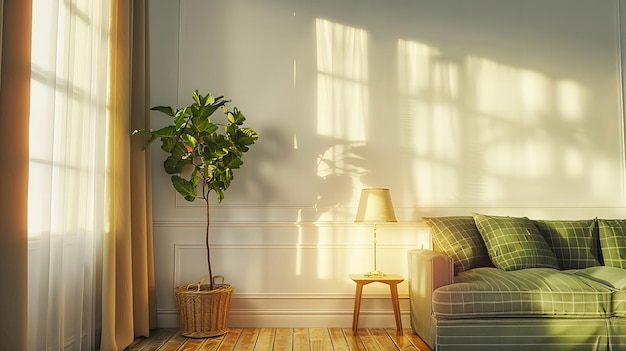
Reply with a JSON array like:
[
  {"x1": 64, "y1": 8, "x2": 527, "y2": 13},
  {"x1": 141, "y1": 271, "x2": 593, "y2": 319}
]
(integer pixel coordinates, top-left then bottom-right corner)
[{"x1": 407, "y1": 249, "x2": 454, "y2": 349}]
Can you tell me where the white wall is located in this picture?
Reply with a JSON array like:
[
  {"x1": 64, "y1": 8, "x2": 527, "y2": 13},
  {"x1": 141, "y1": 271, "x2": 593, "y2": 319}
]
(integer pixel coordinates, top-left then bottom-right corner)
[{"x1": 149, "y1": 0, "x2": 626, "y2": 328}]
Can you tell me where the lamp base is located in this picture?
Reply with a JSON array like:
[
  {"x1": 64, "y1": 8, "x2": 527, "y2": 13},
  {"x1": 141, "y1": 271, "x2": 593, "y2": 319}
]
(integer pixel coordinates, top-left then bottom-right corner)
[{"x1": 364, "y1": 270, "x2": 386, "y2": 277}]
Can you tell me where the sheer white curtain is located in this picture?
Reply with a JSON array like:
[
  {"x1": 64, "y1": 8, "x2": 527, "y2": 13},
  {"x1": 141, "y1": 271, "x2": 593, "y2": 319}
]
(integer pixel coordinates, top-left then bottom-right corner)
[{"x1": 28, "y1": 0, "x2": 111, "y2": 349}]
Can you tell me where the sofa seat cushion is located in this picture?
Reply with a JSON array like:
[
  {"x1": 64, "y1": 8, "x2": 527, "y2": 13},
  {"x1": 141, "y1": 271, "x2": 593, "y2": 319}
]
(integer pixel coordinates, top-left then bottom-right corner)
[
  {"x1": 572, "y1": 266, "x2": 626, "y2": 318},
  {"x1": 432, "y1": 267, "x2": 614, "y2": 319}
]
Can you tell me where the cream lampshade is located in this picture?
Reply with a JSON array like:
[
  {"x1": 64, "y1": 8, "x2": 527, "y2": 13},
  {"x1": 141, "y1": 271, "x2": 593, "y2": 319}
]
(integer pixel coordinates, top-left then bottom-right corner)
[{"x1": 354, "y1": 188, "x2": 397, "y2": 277}]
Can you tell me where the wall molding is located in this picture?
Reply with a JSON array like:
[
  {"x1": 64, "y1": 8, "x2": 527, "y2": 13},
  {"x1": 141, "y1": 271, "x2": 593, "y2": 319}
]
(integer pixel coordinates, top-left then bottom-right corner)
[
  {"x1": 153, "y1": 220, "x2": 426, "y2": 228},
  {"x1": 173, "y1": 243, "x2": 417, "y2": 251},
  {"x1": 172, "y1": 243, "x2": 416, "y2": 288},
  {"x1": 152, "y1": 205, "x2": 626, "y2": 229},
  {"x1": 231, "y1": 292, "x2": 410, "y2": 299},
  {"x1": 157, "y1": 307, "x2": 411, "y2": 328}
]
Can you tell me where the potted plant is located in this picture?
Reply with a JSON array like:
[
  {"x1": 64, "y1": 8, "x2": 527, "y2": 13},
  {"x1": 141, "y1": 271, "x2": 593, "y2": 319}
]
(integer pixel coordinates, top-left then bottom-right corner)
[{"x1": 133, "y1": 90, "x2": 258, "y2": 337}]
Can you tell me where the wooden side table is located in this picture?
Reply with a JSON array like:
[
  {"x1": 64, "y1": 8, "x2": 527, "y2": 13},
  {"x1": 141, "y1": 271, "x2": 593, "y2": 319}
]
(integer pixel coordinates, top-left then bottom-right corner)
[{"x1": 349, "y1": 274, "x2": 404, "y2": 335}]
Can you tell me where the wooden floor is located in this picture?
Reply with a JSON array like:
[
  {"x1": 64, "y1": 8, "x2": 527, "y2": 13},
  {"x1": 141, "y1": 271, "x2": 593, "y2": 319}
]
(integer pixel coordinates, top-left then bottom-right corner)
[{"x1": 125, "y1": 328, "x2": 432, "y2": 351}]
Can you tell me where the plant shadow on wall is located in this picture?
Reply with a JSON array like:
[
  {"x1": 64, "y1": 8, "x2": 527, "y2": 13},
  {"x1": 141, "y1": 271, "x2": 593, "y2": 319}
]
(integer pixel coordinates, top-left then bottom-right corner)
[
  {"x1": 245, "y1": 123, "x2": 371, "y2": 286},
  {"x1": 133, "y1": 91, "x2": 258, "y2": 338}
]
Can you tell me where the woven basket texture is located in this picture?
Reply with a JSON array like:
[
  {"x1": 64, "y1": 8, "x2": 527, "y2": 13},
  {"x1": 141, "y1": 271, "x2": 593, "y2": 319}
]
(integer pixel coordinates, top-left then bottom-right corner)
[{"x1": 175, "y1": 284, "x2": 234, "y2": 338}]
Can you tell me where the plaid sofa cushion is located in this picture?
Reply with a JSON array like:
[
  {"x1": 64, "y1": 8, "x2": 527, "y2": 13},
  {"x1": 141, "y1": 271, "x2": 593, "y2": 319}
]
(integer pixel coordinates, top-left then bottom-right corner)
[
  {"x1": 533, "y1": 219, "x2": 600, "y2": 269},
  {"x1": 473, "y1": 213, "x2": 559, "y2": 270},
  {"x1": 432, "y1": 267, "x2": 614, "y2": 319},
  {"x1": 598, "y1": 219, "x2": 626, "y2": 269},
  {"x1": 573, "y1": 266, "x2": 626, "y2": 318},
  {"x1": 423, "y1": 216, "x2": 492, "y2": 273}
]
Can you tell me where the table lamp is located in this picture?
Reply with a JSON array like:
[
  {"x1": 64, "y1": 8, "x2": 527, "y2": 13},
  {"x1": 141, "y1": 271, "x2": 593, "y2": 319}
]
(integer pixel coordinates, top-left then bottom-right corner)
[{"x1": 354, "y1": 188, "x2": 397, "y2": 277}]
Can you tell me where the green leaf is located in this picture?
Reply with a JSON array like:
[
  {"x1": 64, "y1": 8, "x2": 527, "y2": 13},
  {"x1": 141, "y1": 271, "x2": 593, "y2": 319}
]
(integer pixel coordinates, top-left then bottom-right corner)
[
  {"x1": 193, "y1": 90, "x2": 201, "y2": 106},
  {"x1": 211, "y1": 148, "x2": 228, "y2": 159},
  {"x1": 180, "y1": 134, "x2": 198, "y2": 150},
  {"x1": 204, "y1": 164, "x2": 216, "y2": 181},
  {"x1": 223, "y1": 153, "x2": 244, "y2": 169},
  {"x1": 236, "y1": 128, "x2": 258, "y2": 146},
  {"x1": 206, "y1": 94, "x2": 215, "y2": 106},
  {"x1": 174, "y1": 108, "x2": 187, "y2": 130},
  {"x1": 191, "y1": 106, "x2": 217, "y2": 131},
  {"x1": 160, "y1": 137, "x2": 178, "y2": 153},
  {"x1": 231, "y1": 108, "x2": 246, "y2": 124},
  {"x1": 214, "y1": 188, "x2": 224, "y2": 203},
  {"x1": 226, "y1": 123, "x2": 238, "y2": 139},
  {"x1": 237, "y1": 137, "x2": 254, "y2": 146},
  {"x1": 160, "y1": 137, "x2": 189, "y2": 157},
  {"x1": 205, "y1": 123, "x2": 219, "y2": 134},
  {"x1": 172, "y1": 175, "x2": 197, "y2": 202},
  {"x1": 200, "y1": 104, "x2": 220, "y2": 118},
  {"x1": 132, "y1": 129, "x2": 159, "y2": 150},
  {"x1": 241, "y1": 127, "x2": 258, "y2": 140},
  {"x1": 153, "y1": 125, "x2": 176, "y2": 137},
  {"x1": 163, "y1": 155, "x2": 188, "y2": 174},
  {"x1": 190, "y1": 168, "x2": 201, "y2": 186},
  {"x1": 142, "y1": 134, "x2": 158, "y2": 150},
  {"x1": 151, "y1": 105, "x2": 176, "y2": 117}
]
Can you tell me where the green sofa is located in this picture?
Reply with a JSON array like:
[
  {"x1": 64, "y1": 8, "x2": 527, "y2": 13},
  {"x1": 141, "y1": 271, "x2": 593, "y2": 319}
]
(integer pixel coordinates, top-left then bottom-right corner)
[{"x1": 408, "y1": 214, "x2": 626, "y2": 351}]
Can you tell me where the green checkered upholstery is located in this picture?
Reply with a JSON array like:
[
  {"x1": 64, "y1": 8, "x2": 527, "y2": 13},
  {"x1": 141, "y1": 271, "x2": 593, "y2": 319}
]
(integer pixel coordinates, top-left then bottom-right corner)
[
  {"x1": 573, "y1": 266, "x2": 626, "y2": 318},
  {"x1": 615, "y1": 290, "x2": 626, "y2": 318},
  {"x1": 533, "y1": 219, "x2": 600, "y2": 269},
  {"x1": 409, "y1": 248, "x2": 626, "y2": 351},
  {"x1": 432, "y1": 267, "x2": 614, "y2": 318},
  {"x1": 610, "y1": 319, "x2": 626, "y2": 348},
  {"x1": 423, "y1": 216, "x2": 492, "y2": 273},
  {"x1": 598, "y1": 219, "x2": 626, "y2": 269},
  {"x1": 473, "y1": 213, "x2": 559, "y2": 270},
  {"x1": 435, "y1": 318, "x2": 612, "y2": 351}
]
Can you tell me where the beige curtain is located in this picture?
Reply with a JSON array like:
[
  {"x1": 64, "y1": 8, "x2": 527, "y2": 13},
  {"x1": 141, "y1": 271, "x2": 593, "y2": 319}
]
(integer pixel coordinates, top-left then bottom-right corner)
[
  {"x1": 0, "y1": 1, "x2": 154, "y2": 349},
  {"x1": 102, "y1": 0, "x2": 156, "y2": 350},
  {"x1": 0, "y1": 1, "x2": 31, "y2": 350}
]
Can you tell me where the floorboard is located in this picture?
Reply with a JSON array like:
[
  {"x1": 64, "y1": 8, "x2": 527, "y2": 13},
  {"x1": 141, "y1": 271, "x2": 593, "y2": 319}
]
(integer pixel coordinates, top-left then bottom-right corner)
[{"x1": 125, "y1": 328, "x2": 431, "y2": 351}]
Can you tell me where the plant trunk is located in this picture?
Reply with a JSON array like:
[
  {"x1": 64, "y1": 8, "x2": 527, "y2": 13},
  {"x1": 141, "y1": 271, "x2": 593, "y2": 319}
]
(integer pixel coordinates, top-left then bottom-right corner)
[{"x1": 205, "y1": 194, "x2": 213, "y2": 290}]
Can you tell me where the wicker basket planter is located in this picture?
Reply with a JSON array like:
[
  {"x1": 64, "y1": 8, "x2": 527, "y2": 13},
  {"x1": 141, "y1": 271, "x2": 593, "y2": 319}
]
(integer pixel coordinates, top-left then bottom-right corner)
[{"x1": 175, "y1": 281, "x2": 234, "y2": 338}]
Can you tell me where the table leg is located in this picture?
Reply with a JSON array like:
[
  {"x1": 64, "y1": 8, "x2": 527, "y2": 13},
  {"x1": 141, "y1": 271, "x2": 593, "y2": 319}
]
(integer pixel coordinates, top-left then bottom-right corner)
[
  {"x1": 389, "y1": 283, "x2": 403, "y2": 335},
  {"x1": 352, "y1": 282, "x2": 364, "y2": 334}
]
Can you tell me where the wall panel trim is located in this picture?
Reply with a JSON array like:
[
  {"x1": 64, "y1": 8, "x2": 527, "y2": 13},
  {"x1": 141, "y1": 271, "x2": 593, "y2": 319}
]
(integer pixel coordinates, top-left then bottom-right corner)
[{"x1": 157, "y1": 307, "x2": 411, "y2": 328}]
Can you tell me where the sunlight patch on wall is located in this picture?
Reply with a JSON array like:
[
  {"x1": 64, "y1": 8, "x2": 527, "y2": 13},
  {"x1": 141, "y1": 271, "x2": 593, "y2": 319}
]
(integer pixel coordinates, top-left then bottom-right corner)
[
  {"x1": 313, "y1": 18, "x2": 372, "y2": 277},
  {"x1": 557, "y1": 80, "x2": 587, "y2": 120},
  {"x1": 467, "y1": 56, "x2": 584, "y2": 182},
  {"x1": 315, "y1": 18, "x2": 370, "y2": 216},
  {"x1": 296, "y1": 209, "x2": 303, "y2": 276},
  {"x1": 397, "y1": 40, "x2": 461, "y2": 204},
  {"x1": 519, "y1": 70, "x2": 549, "y2": 116},
  {"x1": 394, "y1": 38, "x2": 613, "y2": 205},
  {"x1": 316, "y1": 18, "x2": 368, "y2": 142},
  {"x1": 397, "y1": 40, "x2": 440, "y2": 96},
  {"x1": 470, "y1": 57, "x2": 548, "y2": 122}
]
